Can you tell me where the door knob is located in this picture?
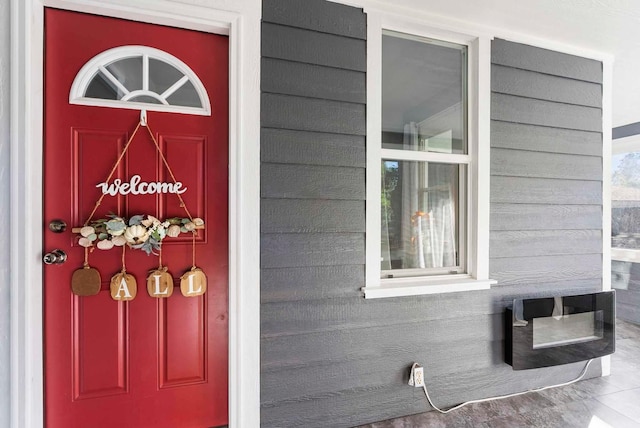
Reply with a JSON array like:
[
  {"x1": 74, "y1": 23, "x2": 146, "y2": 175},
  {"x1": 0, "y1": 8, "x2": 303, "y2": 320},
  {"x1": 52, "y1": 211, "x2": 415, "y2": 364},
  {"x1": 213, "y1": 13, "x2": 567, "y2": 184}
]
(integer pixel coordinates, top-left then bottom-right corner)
[
  {"x1": 49, "y1": 219, "x2": 67, "y2": 233},
  {"x1": 43, "y1": 249, "x2": 67, "y2": 265}
]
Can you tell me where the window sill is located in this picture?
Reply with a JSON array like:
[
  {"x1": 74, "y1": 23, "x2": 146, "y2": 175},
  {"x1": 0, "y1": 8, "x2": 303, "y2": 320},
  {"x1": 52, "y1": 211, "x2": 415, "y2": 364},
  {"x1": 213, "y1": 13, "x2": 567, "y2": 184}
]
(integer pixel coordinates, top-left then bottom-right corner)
[
  {"x1": 611, "y1": 248, "x2": 640, "y2": 263},
  {"x1": 362, "y1": 276, "x2": 497, "y2": 299}
]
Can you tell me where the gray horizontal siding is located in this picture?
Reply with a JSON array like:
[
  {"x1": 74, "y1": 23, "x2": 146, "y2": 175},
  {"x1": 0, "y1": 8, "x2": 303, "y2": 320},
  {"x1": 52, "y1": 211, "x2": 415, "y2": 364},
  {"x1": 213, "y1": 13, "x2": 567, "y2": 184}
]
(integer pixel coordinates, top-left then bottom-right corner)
[
  {"x1": 261, "y1": 265, "x2": 363, "y2": 303},
  {"x1": 262, "y1": 58, "x2": 366, "y2": 103},
  {"x1": 261, "y1": 199, "x2": 365, "y2": 233},
  {"x1": 491, "y1": 64, "x2": 602, "y2": 107},
  {"x1": 491, "y1": 121, "x2": 602, "y2": 156},
  {"x1": 261, "y1": 163, "x2": 365, "y2": 200},
  {"x1": 492, "y1": 38, "x2": 602, "y2": 83},
  {"x1": 489, "y1": 42, "x2": 604, "y2": 413},
  {"x1": 262, "y1": 93, "x2": 366, "y2": 135},
  {"x1": 262, "y1": 22, "x2": 366, "y2": 71},
  {"x1": 262, "y1": 316, "x2": 504, "y2": 373},
  {"x1": 491, "y1": 176, "x2": 602, "y2": 205},
  {"x1": 260, "y1": 199, "x2": 365, "y2": 233},
  {"x1": 261, "y1": 338, "x2": 603, "y2": 407},
  {"x1": 262, "y1": 0, "x2": 366, "y2": 39},
  {"x1": 261, "y1": 128, "x2": 365, "y2": 167},
  {"x1": 261, "y1": 10, "x2": 369, "y2": 426},
  {"x1": 490, "y1": 254, "x2": 602, "y2": 286},
  {"x1": 262, "y1": 359, "x2": 600, "y2": 428},
  {"x1": 262, "y1": 279, "x2": 602, "y2": 338},
  {"x1": 491, "y1": 204, "x2": 602, "y2": 231},
  {"x1": 490, "y1": 230, "x2": 601, "y2": 258},
  {"x1": 261, "y1": 233, "x2": 365, "y2": 268},
  {"x1": 261, "y1": 280, "x2": 602, "y2": 367},
  {"x1": 492, "y1": 93, "x2": 602, "y2": 132},
  {"x1": 491, "y1": 148, "x2": 602, "y2": 180}
]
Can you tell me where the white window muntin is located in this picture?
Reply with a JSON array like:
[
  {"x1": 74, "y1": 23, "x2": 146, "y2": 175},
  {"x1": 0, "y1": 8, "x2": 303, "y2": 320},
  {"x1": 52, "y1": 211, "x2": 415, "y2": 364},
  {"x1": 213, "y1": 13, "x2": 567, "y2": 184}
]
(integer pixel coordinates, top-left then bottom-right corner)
[
  {"x1": 70, "y1": 45, "x2": 211, "y2": 116},
  {"x1": 364, "y1": 12, "x2": 495, "y2": 298}
]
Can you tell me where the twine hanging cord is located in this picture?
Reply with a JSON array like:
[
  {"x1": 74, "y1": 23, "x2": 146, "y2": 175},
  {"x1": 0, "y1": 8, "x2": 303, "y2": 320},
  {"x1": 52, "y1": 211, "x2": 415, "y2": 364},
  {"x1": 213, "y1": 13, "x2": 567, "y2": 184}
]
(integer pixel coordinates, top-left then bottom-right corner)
[
  {"x1": 84, "y1": 122, "x2": 142, "y2": 226},
  {"x1": 83, "y1": 118, "x2": 195, "y2": 226}
]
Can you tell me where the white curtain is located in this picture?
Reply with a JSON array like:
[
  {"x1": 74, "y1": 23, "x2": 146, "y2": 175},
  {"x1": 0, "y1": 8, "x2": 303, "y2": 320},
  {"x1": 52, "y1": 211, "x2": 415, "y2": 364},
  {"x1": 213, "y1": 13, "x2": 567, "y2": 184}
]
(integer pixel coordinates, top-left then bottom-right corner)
[{"x1": 401, "y1": 122, "x2": 457, "y2": 269}]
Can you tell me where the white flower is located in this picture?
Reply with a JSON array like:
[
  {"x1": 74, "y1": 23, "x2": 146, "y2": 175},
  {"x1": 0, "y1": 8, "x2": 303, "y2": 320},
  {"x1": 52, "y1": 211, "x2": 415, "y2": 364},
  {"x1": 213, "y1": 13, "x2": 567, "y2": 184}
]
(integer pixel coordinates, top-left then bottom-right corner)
[
  {"x1": 97, "y1": 239, "x2": 114, "y2": 250},
  {"x1": 193, "y1": 218, "x2": 204, "y2": 227},
  {"x1": 124, "y1": 225, "x2": 150, "y2": 244},
  {"x1": 167, "y1": 225, "x2": 181, "y2": 238},
  {"x1": 142, "y1": 215, "x2": 160, "y2": 227},
  {"x1": 112, "y1": 235, "x2": 127, "y2": 246},
  {"x1": 80, "y1": 226, "x2": 95, "y2": 237},
  {"x1": 78, "y1": 237, "x2": 92, "y2": 247},
  {"x1": 184, "y1": 222, "x2": 196, "y2": 232}
]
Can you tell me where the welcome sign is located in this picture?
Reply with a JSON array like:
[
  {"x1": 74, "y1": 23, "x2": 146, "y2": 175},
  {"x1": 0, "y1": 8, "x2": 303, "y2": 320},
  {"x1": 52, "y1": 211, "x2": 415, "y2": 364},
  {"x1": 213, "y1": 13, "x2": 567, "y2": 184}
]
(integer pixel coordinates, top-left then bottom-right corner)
[{"x1": 96, "y1": 174, "x2": 187, "y2": 196}]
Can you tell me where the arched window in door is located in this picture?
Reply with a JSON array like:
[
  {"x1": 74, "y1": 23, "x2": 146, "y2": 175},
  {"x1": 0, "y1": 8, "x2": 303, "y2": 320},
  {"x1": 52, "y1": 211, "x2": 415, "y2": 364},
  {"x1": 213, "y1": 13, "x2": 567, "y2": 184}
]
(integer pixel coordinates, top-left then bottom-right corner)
[{"x1": 70, "y1": 45, "x2": 211, "y2": 115}]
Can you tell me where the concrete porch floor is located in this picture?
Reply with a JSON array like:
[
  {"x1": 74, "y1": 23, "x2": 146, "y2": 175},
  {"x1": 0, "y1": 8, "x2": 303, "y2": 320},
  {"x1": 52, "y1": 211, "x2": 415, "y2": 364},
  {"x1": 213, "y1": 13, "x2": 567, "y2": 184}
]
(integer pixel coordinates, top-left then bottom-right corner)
[{"x1": 358, "y1": 320, "x2": 640, "y2": 428}]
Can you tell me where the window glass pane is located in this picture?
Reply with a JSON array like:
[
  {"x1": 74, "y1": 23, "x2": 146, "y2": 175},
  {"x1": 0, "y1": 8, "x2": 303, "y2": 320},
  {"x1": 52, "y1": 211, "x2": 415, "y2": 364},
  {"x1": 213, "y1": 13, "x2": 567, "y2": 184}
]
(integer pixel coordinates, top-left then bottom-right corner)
[
  {"x1": 612, "y1": 260, "x2": 631, "y2": 290},
  {"x1": 382, "y1": 31, "x2": 467, "y2": 154},
  {"x1": 612, "y1": 152, "x2": 640, "y2": 249},
  {"x1": 149, "y1": 58, "x2": 184, "y2": 95},
  {"x1": 166, "y1": 80, "x2": 202, "y2": 108},
  {"x1": 105, "y1": 57, "x2": 143, "y2": 92},
  {"x1": 84, "y1": 71, "x2": 121, "y2": 100},
  {"x1": 381, "y1": 160, "x2": 463, "y2": 274}
]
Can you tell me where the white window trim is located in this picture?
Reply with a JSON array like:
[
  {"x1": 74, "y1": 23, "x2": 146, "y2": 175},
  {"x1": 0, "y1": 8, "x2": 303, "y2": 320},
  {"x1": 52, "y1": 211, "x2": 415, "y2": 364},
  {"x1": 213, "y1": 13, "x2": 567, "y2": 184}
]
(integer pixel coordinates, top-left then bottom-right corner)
[
  {"x1": 363, "y1": 12, "x2": 495, "y2": 299},
  {"x1": 70, "y1": 45, "x2": 212, "y2": 115},
  {"x1": 10, "y1": 0, "x2": 261, "y2": 427}
]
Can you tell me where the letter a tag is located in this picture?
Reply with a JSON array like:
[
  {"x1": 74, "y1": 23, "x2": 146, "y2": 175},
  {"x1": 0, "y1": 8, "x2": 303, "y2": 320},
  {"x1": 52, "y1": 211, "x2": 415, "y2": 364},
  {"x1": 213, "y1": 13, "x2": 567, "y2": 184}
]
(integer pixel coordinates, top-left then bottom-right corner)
[
  {"x1": 180, "y1": 267, "x2": 207, "y2": 297},
  {"x1": 147, "y1": 267, "x2": 174, "y2": 298},
  {"x1": 110, "y1": 272, "x2": 137, "y2": 301}
]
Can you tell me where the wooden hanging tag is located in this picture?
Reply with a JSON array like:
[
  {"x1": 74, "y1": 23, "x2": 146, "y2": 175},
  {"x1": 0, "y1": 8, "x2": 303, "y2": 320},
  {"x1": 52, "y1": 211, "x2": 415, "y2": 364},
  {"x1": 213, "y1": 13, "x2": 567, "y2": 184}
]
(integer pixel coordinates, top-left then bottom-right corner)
[
  {"x1": 180, "y1": 268, "x2": 207, "y2": 297},
  {"x1": 110, "y1": 271, "x2": 137, "y2": 301},
  {"x1": 147, "y1": 267, "x2": 174, "y2": 298},
  {"x1": 71, "y1": 266, "x2": 101, "y2": 296}
]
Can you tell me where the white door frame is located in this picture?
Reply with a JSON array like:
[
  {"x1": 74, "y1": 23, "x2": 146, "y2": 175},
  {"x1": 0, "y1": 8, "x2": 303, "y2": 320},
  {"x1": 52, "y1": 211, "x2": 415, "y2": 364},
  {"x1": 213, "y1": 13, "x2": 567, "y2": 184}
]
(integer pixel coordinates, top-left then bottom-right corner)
[{"x1": 9, "y1": 0, "x2": 261, "y2": 427}]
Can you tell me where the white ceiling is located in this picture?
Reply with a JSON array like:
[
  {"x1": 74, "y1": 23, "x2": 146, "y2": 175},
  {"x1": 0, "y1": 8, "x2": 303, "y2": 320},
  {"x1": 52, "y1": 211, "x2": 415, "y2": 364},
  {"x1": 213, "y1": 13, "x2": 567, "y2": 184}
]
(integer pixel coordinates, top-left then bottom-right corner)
[{"x1": 362, "y1": 0, "x2": 640, "y2": 128}]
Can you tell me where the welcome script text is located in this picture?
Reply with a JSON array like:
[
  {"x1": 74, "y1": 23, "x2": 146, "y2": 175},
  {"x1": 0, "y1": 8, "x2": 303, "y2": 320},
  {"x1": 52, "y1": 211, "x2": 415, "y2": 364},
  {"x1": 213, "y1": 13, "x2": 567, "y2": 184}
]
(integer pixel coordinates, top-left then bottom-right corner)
[{"x1": 96, "y1": 174, "x2": 187, "y2": 196}]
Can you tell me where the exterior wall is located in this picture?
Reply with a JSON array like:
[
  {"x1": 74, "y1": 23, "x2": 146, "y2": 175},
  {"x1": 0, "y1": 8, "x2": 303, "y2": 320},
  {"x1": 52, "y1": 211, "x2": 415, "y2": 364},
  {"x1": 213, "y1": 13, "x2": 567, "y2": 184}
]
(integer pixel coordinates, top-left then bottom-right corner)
[
  {"x1": 260, "y1": 1, "x2": 605, "y2": 427},
  {"x1": 612, "y1": 261, "x2": 640, "y2": 324},
  {"x1": 489, "y1": 39, "x2": 604, "y2": 307},
  {"x1": 0, "y1": 0, "x2": 11, "y2": 425}
]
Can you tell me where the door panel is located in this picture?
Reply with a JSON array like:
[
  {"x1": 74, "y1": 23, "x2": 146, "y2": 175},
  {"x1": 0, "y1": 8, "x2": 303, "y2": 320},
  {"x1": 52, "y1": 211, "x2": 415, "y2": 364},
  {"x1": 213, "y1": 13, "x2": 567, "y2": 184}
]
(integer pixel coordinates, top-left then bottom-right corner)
[{"x1": 44, "y1": 9, "x2": 228, "y2": 428}]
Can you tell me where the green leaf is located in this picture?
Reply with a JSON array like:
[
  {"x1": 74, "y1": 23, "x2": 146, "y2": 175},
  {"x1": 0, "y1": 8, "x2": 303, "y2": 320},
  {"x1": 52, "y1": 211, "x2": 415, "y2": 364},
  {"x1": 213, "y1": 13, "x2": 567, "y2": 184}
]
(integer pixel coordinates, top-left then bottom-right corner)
[
  {"x1": 129, "y1": 215, "x2": 144, "y2": 226},
  {"x1": 98, "y1": 233, "x2": 109, "y2": 240},
  {"x1": 87, "y1": 233, "x2": 97, "y2": 242},
  {"x1": 106, "y1": 220, "x2": 125, "y2": 231}
]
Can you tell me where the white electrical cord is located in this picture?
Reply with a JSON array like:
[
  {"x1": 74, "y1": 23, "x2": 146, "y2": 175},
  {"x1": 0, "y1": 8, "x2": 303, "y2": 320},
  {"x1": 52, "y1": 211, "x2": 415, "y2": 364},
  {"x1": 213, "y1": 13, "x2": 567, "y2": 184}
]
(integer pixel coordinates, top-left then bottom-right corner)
[{"x1": 413, "y1": 359, "x2": 595, "y2": 414}]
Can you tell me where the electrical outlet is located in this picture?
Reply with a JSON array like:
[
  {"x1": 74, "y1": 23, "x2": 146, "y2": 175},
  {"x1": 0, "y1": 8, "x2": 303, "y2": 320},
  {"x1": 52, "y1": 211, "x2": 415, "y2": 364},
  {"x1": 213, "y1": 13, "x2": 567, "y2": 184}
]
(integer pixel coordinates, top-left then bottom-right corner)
[
  {"x1": 413, "y1": 366, "x2": 424, "y2": 387},
  {"x1": 409, "y1": 364, "x2": 424, "y2": 388}
]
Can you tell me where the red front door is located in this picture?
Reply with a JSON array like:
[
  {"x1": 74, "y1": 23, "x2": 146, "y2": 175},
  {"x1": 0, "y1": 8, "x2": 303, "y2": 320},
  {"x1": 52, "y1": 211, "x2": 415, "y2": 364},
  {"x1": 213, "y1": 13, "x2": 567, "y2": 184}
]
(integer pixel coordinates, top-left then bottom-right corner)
[{"x1": 44, "y1": 9, "x2": 228, "y2": 427}]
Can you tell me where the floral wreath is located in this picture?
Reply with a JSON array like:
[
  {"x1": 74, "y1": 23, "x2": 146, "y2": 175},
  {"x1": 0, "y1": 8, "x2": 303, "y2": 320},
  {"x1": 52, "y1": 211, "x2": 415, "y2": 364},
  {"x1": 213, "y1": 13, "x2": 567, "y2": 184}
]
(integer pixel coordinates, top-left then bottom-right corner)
[{"x1": 77, "y1": 214, "x2": 204, "y2": 255}]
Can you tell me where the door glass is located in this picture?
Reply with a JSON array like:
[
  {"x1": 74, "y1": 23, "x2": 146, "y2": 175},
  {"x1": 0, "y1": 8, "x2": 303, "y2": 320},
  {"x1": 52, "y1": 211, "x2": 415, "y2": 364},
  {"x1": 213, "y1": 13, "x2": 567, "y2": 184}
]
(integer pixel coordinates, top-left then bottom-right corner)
[
  {"x1": 105, "y1": 57, "x2": 143, "y2": 92},
  {"x1": 149, "y1": 58, "x2": 185, "y2": 94},
  {"x1": 85, "y1": 71, "x2": 121, "y2": 100},
  {"x1": 166, "y1": 80, "x2": 202, "y2": 108}
]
